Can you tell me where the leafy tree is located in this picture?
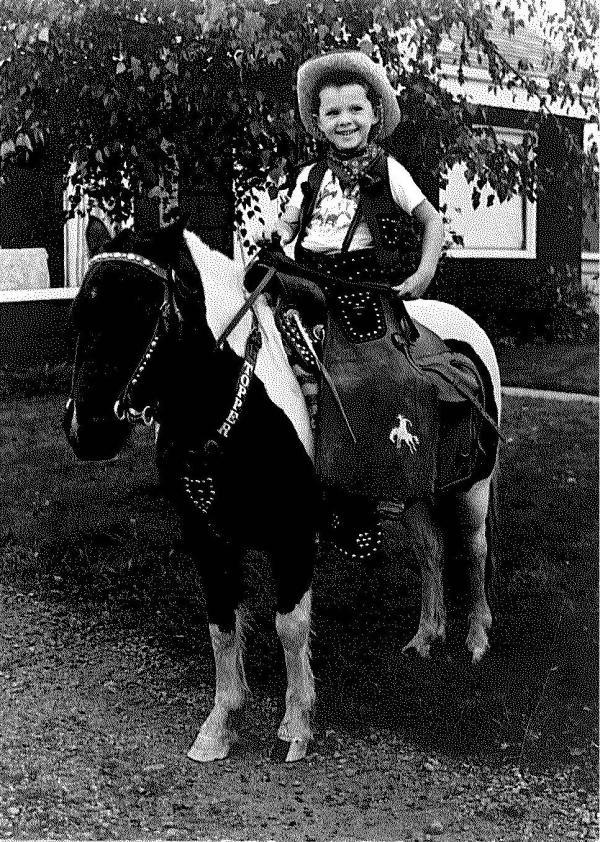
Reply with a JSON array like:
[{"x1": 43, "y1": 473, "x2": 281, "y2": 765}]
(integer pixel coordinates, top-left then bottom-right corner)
[{"x1": 0, "y1": 0, "x2": 597, "y2": 242}]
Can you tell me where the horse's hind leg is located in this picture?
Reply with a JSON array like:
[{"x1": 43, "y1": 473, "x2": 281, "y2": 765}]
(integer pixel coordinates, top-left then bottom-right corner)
[
  {"x1": 276, "y1": 589, "x2": 315, "y2": 761},
  {"x1": 455, "y1": 476, "x2": 493, "y2": 663},
  {"x1": 188, "y1": 609, "x2": 249, "y2": 762},
  {"x1": 402, "y1": 499, "x2": 446, "y2": 658}
]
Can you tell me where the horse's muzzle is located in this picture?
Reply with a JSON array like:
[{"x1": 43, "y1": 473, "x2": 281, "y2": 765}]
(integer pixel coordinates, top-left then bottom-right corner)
[{"x1": 63, "y1": 398, "x2": 130, "y2": 461}]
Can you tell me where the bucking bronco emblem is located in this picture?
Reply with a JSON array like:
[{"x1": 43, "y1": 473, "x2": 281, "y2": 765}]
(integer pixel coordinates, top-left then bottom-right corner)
[{"x1": 389, "y1": 414, "x2": 420, "y2": 454}]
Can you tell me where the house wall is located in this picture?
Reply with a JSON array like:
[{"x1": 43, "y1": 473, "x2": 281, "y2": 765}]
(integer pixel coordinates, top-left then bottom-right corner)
[
  {"x1": 135, "y1": 164, "x2": 233, "y2": 257},
  {"x1": 0, "y1": 159, "x2": 73, "y2": 367},
  {"x1": 0, "y1": 294, "x2": 74, "y2": 367},
  {"x1": 0, "y1": 161, "x2": 64, "y2": 288},
  {"x1": 430, "y1": 107, "x2": 584, "y2": 337},
  {"x1": 0, "y1": 168, "x2": 233, "y2": 367}
]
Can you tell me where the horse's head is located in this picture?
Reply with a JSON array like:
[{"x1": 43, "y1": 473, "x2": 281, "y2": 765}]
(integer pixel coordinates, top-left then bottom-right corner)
[{"x1": 64, "y1": 216, "x2": 191, "y2": 460}]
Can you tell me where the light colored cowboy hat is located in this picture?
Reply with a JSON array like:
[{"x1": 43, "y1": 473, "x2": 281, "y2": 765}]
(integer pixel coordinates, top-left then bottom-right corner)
[{"x1": 297, "y1": 50, "x2": 401, "y2": 139}]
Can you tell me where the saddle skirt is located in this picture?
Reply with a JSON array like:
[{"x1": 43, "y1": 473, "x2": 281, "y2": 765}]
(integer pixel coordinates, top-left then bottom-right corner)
[
  {"x1": 244, "y1": 249, "x2": 498, "y2": 504},
  {"x1": 316, "y1": 294, "x2": 492, "y2": 502}
]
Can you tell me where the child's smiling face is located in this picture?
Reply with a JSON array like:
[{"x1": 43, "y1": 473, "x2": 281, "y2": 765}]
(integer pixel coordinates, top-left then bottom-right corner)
[{"x1": 316, "y1": 83, "x2": 378, "y2": 153}]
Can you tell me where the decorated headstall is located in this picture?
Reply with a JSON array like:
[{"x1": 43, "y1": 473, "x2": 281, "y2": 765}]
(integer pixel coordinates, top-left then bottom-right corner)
[{"x1": 67, "y1": 250, "x2": 175, "y2": 429}]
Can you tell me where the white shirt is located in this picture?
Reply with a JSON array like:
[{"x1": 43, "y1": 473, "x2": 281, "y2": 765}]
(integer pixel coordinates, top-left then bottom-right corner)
[{"x1": 287, "y1": 156, "x2": 426, "y2": 254}]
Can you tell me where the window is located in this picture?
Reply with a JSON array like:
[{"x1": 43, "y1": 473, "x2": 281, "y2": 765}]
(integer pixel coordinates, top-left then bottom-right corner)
[{"x1": 441, "y1": 127, "x2": 537, "y2": 259}]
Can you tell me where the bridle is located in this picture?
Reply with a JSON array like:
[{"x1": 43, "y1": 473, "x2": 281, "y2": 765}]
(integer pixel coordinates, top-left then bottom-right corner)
[
  {"x1": 67, "y1": 246, "x2": 270, "y2": 524},
  {"x1": 66, "y1": 250, "x2": 174, "y2": 429},
  {"x1": 106, "y1": 253, "x2": 174, "y2": 427}
]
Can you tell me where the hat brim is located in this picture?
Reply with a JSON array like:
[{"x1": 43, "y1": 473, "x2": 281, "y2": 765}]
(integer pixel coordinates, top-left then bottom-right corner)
[{"x1": 297, "y1": 51, "x2": 401, "y2": 139}]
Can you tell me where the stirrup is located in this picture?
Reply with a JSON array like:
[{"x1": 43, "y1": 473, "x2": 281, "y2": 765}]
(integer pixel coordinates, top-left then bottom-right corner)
[{"x1": 277, "y1": 307, "x2": 323, "y2": 373}]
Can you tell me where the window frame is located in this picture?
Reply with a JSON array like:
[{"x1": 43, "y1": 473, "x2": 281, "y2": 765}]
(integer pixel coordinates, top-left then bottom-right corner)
[{"x1": 441, "y1": 126, "x2": 537, "y2": 260}]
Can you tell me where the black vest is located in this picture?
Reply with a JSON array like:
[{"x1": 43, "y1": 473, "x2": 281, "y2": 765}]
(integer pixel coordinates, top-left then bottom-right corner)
[{"x1": 294, "y1": 155, "x2": 421, "y2": 276}]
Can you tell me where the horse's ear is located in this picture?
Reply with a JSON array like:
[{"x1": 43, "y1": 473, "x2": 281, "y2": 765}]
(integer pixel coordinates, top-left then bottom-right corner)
[
  {"x1": 163, "y1": 212, "x2": 189, "y2": 237},
  {"x1": 86, "y1": 216, "x2": 112, "y2": 257},
  {"x1": 156, "y1": 213, "x2": 189, "y2": 255}
]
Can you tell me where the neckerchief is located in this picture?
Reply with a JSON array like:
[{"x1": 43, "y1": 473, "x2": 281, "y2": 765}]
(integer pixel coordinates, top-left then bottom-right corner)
[{"x1": 326, "y1": 143, "x2": 384, "y2": 190}]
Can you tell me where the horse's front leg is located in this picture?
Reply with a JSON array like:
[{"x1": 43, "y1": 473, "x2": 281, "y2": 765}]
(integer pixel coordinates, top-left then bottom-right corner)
[
  {"x1": 275, "y1": 589, "x2": 315, "y2": 761},
  {"x1": 188, "y1": 610, "x2": 249, "y2": 762},
  {"x1": 455, "y1": 476, "x2": 494, "y2": 663},
  {"x1": 402, "y1": 499, "x2": 446, "y2": 658}
]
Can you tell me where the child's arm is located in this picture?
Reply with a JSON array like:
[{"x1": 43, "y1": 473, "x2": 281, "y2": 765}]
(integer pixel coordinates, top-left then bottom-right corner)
[
  {"x1": 392, "y1": 198, "x2": 444, "y2": 300},
  {"x1": 276, "y1": 204, "x2": 301, "y2": 245}
]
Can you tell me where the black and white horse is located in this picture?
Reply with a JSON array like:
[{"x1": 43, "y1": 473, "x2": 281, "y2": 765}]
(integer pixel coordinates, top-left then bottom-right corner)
[{"x1": 64, "y1": 218, "x2": 501, "y2": 762}]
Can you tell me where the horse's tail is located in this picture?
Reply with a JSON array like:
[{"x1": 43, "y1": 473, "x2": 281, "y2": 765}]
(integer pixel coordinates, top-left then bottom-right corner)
[{"x1": 485, "y1": 464, "x2": 501, "y2": 607}]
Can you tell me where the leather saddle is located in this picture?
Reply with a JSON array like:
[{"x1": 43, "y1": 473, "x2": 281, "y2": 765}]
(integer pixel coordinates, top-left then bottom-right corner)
[{"x1": 248, "y1": 250, "x2": 499, "y2": 502}]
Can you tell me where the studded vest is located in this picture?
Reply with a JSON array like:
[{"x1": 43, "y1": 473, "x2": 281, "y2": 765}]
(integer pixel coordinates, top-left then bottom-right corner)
[
  {"x1": 293, "y1": 156, "x2": 422, "y2": 345},
  {"x1": 294, "y1": 155, "x2": 421, "y2": 275}
]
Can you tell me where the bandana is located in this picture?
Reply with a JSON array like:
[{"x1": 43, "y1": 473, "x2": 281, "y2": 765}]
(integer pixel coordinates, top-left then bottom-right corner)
[{"x1": 326, "y1": 142, "x2": 384, "y2": 190}]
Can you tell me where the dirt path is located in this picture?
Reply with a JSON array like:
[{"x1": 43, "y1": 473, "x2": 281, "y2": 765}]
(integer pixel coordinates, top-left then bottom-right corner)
[{"x1": 0, "y1": 581, "x2": 596, "y2": 841}]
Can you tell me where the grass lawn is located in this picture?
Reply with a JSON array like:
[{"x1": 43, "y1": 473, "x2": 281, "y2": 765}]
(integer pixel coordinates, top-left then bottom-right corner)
[
  {"x1": 0, "y1": 392, "x2": 597, "y2": 778},
  {"x1": 496, "y1": 340, "x2": 599, "y2": 395},
  {"x1": 1, "y1": 337, "x2": 598, "y2": 402}
]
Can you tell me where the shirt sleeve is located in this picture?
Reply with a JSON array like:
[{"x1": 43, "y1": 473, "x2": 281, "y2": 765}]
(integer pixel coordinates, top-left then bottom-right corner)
[
  {"x1": 387, "y1": 157, "x2": 426, "y2": 215},
  {"x1": 287, "y1": 165, "x2": 312, "y2": 211}
]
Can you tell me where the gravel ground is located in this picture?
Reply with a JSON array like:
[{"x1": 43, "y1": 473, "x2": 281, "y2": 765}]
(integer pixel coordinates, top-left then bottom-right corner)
[{"x1": 0, "y1": 581, "x2": 597, "y2": 841}]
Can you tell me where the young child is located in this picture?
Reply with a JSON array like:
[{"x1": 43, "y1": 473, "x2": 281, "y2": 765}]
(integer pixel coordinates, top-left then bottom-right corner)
[{"x1": 276, "y1": 50, "x2": 443, "y2": 300}]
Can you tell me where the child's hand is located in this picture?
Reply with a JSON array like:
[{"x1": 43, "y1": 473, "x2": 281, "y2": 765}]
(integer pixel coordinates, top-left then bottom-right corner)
[
  {"x1": 256, "y1": 222, "x2": 294, "y2": 247},
  {"x1": 392, "y1": 270, "x2": 432, "y2": 300},
  {"x1": 275, "y1": 219, "x2": 297, "y2": 245},
  {"x1": 255, "y1": 225, "x2": 277, "y2": 248}
]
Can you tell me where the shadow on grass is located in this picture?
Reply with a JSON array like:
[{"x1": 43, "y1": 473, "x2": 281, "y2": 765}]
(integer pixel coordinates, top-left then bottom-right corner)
[{"x1": 496, "y1": 340, "x2": 599, "y2": 395}]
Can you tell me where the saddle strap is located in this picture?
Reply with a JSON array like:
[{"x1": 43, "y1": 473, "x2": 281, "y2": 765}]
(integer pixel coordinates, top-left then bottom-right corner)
[
  {"x1": 181, "y1": 312, "x2": 263, "y2": 532},
  {"x1": 289, "y1": 311, "x2": 358, "y2": 445},
  {"x1": 215, "y1": 266, "x2": 277, "y2": 349},
  {"x1": 401, "y1": 346, "x2": 505, "y2": 441}
]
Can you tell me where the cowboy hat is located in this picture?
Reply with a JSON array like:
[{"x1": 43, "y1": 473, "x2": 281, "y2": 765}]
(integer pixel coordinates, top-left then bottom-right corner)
[{"x1": 297, "y1": 50, "x2": 401, "y2": 139}]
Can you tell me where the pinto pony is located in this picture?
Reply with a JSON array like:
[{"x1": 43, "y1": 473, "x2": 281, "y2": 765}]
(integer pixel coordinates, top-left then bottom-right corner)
[{"x1": 64, "y1": 219, "x2": 501, "y2": 762}]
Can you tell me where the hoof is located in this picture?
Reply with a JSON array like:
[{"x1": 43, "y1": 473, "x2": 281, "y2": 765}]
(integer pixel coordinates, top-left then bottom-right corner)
[
  {"x1": 468, "y1": 641, "x2": 490, "y2": 664},
  {"x1": 403, "y1": 628, "x2": 445, "y2": 660},
  {"x1": 187, "y1": 732, "x2": 236, "y2": 763},
  {"x1": 402, "y1": 641, "x2": 431, "y2": 659},
  {"x1": 270, "y1": 738, "x2": 310, "y2": 763},
  {"x1": 467, "y1": 628, "x2": 490, "y2": 664}
]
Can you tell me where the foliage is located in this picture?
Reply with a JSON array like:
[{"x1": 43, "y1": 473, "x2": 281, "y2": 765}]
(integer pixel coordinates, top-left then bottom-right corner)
[
  {"x1": 0, "y1": 0, "x2": 597, "y2": 235},
  {"x1": 436, "y1": 257, "x2": 599, "y2": 343}
]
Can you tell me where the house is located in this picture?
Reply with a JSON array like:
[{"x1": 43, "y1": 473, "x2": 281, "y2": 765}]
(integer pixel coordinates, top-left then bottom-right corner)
[
  {"x1": 432, "y1": 19, "x2": 598, "y2": 331},
  {"x1": 0, "y1": 155, "x2": 228, "y2": 366}
]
